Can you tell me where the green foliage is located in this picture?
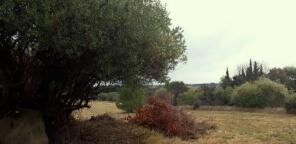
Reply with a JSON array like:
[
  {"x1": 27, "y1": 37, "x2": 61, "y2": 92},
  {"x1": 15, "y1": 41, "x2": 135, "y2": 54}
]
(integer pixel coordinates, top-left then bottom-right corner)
[
  {"x1": 166, "y1": 81, "x2": 188, "y2": 96},
  {"x1": 97, "y1": 92, "x2": 119, "y2": 102},
  {"x1": 221, "y1": 77, "x2": 232, "y2": 89},
  {"x1": 268, "y1": 68, "x2": 288, "y2": 85},
  {"x1": 285, "y1": 95, "x2": 296, "y2": 114},
  {"x1": 255, "y1": 78, "x2": 288, "y2": 107},
  {"x1": 198, "y1": 85, "x2": 232, "y2": 106},
  {"x1": 0, "y1": 0, "x2": 186, "y2": 137},
  {"x1": 198, "y1": 85, "x2": 215, "y2": 105},
  {"x1": 232, "y1": 78, "x2": 288, "y2": 108},
  {"x1": 212, "y1": 87, "x2": 232, "y2": 105},
  {"x1": 221, "y1": 68, "x2": 232, "y2": 88},
  {"x1": 284, "y1": 67, "x2": 296, "y2": 90},
  {"x1": 177, "y1": 90, "x2": 201, "y2": 105},
  {"x1": 116, "y1": 87, "x2": 144, "y2": 113},
  {"x1": 222, "y1": 59, "x2": 265, "y2": 87},
  {"x1": 166, "y1": 81, "x2": 188, "y2": 105},
  {"x1": 232, "y1": 82, "x2": 265, "y2": 108},
  {"x1": 268, "y1": 67, "x2": 296, "y2": 91}
]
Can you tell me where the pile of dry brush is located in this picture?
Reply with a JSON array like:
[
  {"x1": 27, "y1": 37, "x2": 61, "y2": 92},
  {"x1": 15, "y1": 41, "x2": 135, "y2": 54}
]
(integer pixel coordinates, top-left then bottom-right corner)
[{"x1": 128, "y1": 96, "x2": 215, "y2": 139}]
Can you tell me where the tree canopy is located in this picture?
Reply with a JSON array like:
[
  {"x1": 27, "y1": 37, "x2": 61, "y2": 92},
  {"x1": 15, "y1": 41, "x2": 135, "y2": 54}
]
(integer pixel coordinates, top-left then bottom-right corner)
[
  {"x1": 0, "y1": 0, "x2": 186, "y2": 137},
  {"x1": 166, "y1": 81, "x2": 188, "y2": 105},
  {"x1": 267, "y1": 67, "x2": 296, "y2": 91}
]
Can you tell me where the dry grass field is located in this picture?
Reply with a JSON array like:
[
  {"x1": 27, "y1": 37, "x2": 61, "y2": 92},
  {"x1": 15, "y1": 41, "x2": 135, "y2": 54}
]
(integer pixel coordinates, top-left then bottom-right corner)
[{"x1": 74, "y1": 101, "x2": 296, "y2": 144}]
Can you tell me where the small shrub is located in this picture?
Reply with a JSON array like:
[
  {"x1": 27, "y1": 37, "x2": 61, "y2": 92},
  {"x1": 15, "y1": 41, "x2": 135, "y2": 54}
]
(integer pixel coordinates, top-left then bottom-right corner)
[
  {"x1": 198, "y1": 86, "x2": 215, "y2": 105},
  {"x1": 128, "y1": 96, "x2": 198, "y2": 139},
  {"x1": 198, "y1": 86, "x2": 232, "y2": 106},
  {"x1": 285, "y1": 96, "x2": 296, "y2": 114},
  {"x1": 177, "y1": 90, "x2": 200, "y2": 105},
  {"x1": 97, "y1": 92, "x2": 119, "y2": 102},
  {"x1": 212, "y1": 87, "x2": 232, "y2": 105},
  {"x1": 116, "y1": 87, "x2": 144, "y2": 113}
]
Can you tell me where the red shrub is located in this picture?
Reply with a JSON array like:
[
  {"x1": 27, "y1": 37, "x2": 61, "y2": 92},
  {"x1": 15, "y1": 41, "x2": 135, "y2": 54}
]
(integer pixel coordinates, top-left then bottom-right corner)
[{"x1": 128, "y1": 96, "x2": 198, "y2": 139}]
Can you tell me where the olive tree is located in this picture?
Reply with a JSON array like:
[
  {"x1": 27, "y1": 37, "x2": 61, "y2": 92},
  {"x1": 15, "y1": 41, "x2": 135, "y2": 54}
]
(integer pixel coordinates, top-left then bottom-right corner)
[{"x1": 0, "y1": 0, "x2": 186, "y2": 137}]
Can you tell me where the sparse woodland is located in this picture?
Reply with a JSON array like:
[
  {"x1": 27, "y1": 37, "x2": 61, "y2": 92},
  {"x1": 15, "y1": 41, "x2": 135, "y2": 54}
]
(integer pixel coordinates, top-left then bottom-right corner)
[{"x1": 1, "y1": 0, "x2": 296, "y2": 144}]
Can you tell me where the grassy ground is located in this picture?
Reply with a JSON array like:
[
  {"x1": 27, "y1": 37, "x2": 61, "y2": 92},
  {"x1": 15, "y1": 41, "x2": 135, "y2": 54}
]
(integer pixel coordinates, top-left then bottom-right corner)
[
  {"x1": 73, "y1": 101, "x2": 124, "y2": 120},
  {"x1": 74, "y1": 101, "x2": 296, "y2": 144},
  {"x1": 194, "y1": 110, "x2": 296, "y2": 144}
]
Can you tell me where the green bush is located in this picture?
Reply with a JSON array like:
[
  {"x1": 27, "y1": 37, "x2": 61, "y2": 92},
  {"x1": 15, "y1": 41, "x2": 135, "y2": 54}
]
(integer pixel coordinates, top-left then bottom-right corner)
[
  {"x1": 198, "y1": 86, "x2": 232, "y2": 106},
  {"x1": 116, "y1": 87, "x2": 144, "y2": 113},
  {"x1": 177, "y1": 90, "x2": 200, "y2": 105},
  {"x1": 212, "y1": 87, "x2": 232, "y2": 105},
  {"x1": 97, "y1": 92, "x2": 119, "y2": 102},
  {"x1": 197, "y1": 86, "x2": 215, "y2": 105},
  {"x1": 285, "y1": 95, "x2": 296, "y2": 114},
  {"x1": 232, "y1": 78, "x2": 288, "y2": 108},
  {"x1": 255, "y1": 78, "x2": 288, "y2": 107},
  {"x1": 232, "y1": 83, "x2": 265, "y2": 108}
]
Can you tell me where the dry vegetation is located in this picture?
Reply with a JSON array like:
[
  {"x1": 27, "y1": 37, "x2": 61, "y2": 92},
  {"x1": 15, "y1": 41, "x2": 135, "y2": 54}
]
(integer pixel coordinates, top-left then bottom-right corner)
[
  {"x1": 193, "y1": 110, "x2": 296, "y2": 144},
  {"x1": 62, "y1": 115, "x2": 148, "y2": 144},
  {"x1": 73, "y1": 101, "x2": 124, "y2": 120},
  {"x1": 74, "y1": 101, "x2": 296, "y2": 144}
]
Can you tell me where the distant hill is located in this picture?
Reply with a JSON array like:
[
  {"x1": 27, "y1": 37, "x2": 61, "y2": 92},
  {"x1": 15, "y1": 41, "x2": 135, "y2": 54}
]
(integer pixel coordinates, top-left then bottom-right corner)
[
  {"x1": 146, "y1": 82, "x2": 219, "y2": 90},
  {"x1": 186, "y1": 83, "x2": 219, "y2": 89}
]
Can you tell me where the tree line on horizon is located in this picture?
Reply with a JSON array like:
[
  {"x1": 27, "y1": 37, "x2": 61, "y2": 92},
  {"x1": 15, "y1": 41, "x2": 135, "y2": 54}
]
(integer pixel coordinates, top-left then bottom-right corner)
[
  {"x1": 221, "y1": 59, "x2": 265, "y2": 88},
  {"x1": 162, "y1": 59, "x2": 296, "y2": 113},
  {"x1": 221, "y1": 59, "x2": 296, "y2": 91}
]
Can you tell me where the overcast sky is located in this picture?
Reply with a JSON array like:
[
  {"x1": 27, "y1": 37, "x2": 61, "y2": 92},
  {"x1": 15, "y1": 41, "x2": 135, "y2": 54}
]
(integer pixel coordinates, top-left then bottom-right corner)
[{"x1": 163, "y1": 0, "x2": 296, "y2": 84}]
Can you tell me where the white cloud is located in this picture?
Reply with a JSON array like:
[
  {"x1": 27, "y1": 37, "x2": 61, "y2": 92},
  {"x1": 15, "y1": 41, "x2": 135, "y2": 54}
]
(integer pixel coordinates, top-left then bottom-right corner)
[{"x1": 164, "y1": 0, "x2": 296, "y2": 83}]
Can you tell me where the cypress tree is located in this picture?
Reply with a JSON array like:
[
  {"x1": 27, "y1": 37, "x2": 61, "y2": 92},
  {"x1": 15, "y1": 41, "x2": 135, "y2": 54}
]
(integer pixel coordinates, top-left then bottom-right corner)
[
  {"x1": 259, "y1": 64, "x2": 264, "y2": 76},
  {"x1": 226, "y1": 67, "x2": 230, "y2": 80},
  {"x1": 241, "y1": 67, "x2": 246, "y2": 82},
  {"x1": 241, "y1": 68, "x2": 246, "y2": 78},
  {"x1": 253, "y1": 61, "x2": 259, "y2": 80},
  {"x1": 222, "y1": 67, "x2": 232, "y2": 88},
  {"x1": 246, "y1": 59, "x2": 253, "y2": 81}
]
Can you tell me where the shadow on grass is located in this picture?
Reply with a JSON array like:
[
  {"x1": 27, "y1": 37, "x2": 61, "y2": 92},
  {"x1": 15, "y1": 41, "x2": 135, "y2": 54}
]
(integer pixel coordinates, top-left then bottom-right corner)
[{"x1": 55, "y1": 114, "x2": 215, "y2": 144}]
